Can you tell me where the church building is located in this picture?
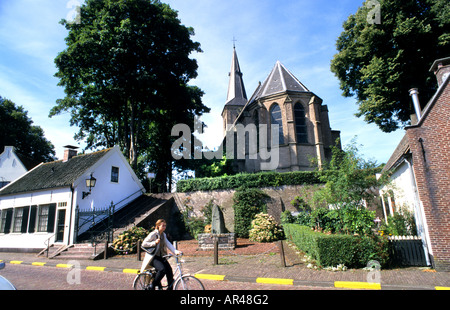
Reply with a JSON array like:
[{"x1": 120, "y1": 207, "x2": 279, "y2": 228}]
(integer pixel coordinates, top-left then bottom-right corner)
[{"x1": 221, "y1": 47, "x2": 341, "y2": 173}]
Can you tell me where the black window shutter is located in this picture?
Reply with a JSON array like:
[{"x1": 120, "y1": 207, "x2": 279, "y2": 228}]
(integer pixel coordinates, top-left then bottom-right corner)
[
  {"x1": 21, "y1": 206, "x2": 30, "y2": 233},
  {"x1": 4, "y1": 208, "x2": 13, "y2": 234},
  {"x1": 47, "y1": 204, "x2": 57, "y2": 233},
  {"x1": 28, "y1": 206, "x2": 37, "y2": 233}
]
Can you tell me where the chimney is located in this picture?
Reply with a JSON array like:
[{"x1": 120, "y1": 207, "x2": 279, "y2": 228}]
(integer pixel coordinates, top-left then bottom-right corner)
[
  {"x1": 409, "y1": 88, "x2": 422, "y2": 123},
  {"x1": 63, "y1": 145, "x2": 79, "y2": 162},
  {"x1": 429, "y1": 56, "x2": 450, "y2": 87}
]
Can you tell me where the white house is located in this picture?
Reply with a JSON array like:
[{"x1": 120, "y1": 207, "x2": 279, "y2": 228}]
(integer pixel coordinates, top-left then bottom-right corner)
[
  {"x1": 0, "y1": 146, "x2": 29, "y2": 189},
  {"x1": 0, "y1": 146, "x2": 145, "y2": 252}
]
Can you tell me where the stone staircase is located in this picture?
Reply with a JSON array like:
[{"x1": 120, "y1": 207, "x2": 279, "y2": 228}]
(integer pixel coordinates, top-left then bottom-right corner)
[
  {"x1": 38, "y1": 194, "x2": 173, "y2": 260},
  {"x1": 112, "y1": 197, "x2": 170, "y2": 238},
  {"x1": 38, "y1": 243, "x2": 107, "y2": 260}
]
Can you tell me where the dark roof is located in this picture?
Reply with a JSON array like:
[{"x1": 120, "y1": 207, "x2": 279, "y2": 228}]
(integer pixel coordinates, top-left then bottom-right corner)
[
  {"x1": 382, "y1": 135, "x2": 410, "y2": 173},
  {"x1": 0, "y1": 148, "x2": 112, "y2": 196},
  {"x1": 429, "y1": 56, "x2": 450, "y2": 72},
  {"x1": 225, "y1": 47, "x2": 247, "y2": 106},
  {"x1": 249, "y1": 61, "x2": 309, "y2": 103}
]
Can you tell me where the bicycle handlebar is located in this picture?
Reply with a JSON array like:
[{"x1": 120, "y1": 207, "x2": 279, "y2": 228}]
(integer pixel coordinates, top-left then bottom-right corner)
[{"x1": 163, "y1": 252, "x2": 183, "y2": 259}]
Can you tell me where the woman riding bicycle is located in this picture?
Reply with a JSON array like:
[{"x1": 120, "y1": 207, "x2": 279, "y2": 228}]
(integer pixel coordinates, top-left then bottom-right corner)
[{"x1": 140, "y1": 219, "x2": 182, "y2": 290}]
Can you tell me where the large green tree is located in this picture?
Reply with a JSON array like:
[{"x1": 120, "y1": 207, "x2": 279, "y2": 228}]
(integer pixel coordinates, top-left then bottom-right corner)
[
  {"x1": 331, "y1": 0, "x2": 450, "y2": 132},
  {"x1": 1, "y1": 96, "x2": 56, "y2": 164},
  {"x1": 50, "y1": 0, "x2": 209, "y2": 190}
]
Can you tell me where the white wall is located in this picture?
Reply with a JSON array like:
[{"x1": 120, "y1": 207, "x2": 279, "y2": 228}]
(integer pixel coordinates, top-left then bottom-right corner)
[
  {"x1": 70, "y1": 147, "x2": 144, "y2": 237},
  {"x1": 0, "y1": 188, "x2": 72, "y2": 249},
  {"x1": 0, "y1": 146, "x2": 28, "y2": 184},
  {"x1": 385, "y1": 162, "x2": 417, "y2": 214}
]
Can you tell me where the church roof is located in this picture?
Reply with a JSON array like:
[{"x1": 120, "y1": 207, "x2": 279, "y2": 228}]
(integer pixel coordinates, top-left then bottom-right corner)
[
  {"x1": 249, "y1": 61, "x2": 309, "y2": 103},
  {"x1": 225, "y1": 47, "x2": 247, "y2": 106}
]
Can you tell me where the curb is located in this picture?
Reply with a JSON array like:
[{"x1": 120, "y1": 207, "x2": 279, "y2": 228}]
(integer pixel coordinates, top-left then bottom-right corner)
[
  {"x1": 192, "y1": 272, "x2": 449, "y2": 290},
  {"x1": 2, "y1": 259, "x2": 449, "y2": 290},
  {"x1": 1, "y1": 259, "x2": 140, "y2": 274}
]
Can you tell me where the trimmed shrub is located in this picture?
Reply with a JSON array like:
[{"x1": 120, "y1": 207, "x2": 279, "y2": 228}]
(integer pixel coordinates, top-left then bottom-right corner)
[
  {"x1": 249, "y1": 213, "x2": 284, "y2": 242},
  {"x1": 283, "y1": 224, "x2": 390, "y2": 268},
  {"x1": 233, "y1": 188, "x2": 268, "y2": 238},
  {"x1": 176, "y1": 171, "x2": 321, "y2": 192}
]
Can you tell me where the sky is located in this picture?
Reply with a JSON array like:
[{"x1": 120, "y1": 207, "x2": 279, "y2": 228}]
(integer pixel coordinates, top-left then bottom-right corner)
[{"x1": 0, "y1": 0, "x2": 408, "y2": 165}]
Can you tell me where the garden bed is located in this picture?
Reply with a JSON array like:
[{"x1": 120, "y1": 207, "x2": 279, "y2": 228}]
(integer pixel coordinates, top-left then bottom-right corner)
[{"x1": 176, "y1": 238, "x2": 279, "y2": 256}]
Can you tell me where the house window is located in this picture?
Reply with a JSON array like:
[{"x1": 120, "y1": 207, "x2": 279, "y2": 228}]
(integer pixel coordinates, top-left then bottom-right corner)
[
  {"x1": 37, "y1": 204, "x2": 56, "y2": 233},
  {"x1": 270, "y1": 104, "x2": 284, "y2": 145},
  {"x1": 111, "y1": 166, "x2": 119, "y2": 183},
  {"x1": 294, "y1": 102, "x2": 308, "y2": 143},
  {"x1": 12, "y1": 207, "x2": 24, "y2": 233},
  {"x1": 0, "y1": 209, "x2": 13, "y2": 234},
  {"x1": 0, "y1": 210, "x2": 5, "y2": 232},
  {"x1": 37, "y1": 205, "x2": 49, "y2": 232}
]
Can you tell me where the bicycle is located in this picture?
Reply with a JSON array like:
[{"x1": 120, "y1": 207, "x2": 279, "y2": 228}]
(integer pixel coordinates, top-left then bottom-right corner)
[{"x1": 133, "y1": 252, "x2": 204, "y2": 290}]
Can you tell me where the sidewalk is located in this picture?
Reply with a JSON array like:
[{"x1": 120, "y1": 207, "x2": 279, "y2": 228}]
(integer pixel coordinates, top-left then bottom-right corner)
[{"x1": 1, "y1": 240, "x2": 449, "y2": 290}]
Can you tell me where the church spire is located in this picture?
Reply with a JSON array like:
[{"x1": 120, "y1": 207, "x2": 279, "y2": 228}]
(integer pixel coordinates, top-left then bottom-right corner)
[{"x1": 226, "y1": 46, "x2": 247, "y2": 106}]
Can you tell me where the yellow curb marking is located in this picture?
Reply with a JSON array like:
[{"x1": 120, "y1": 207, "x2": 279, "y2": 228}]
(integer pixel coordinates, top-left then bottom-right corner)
[
  {"x1": 31, "y1": 262, "x2": 46, "y2": 266},
  {"x1": 86, "y1": 266, "x2": 106, "y2": 271},
  {"x1": 195, "y1": 274, "x2": 226, "y2": 281},
  {"x1": 9, "y1": 261, "x2": 23, "y2": 264},
  {"x1": 256, "y1": 277, "x2": 294, "y2": 285},
  {"x1": 334, "y1": 281, "x2": 381, "y2": 290},
  {"x1": 435, "y1": 286, "x2": 450, "y2": 290},
  {"x1": 123, "y1": 268, "x2": 140, "y2": 274},
  {"x1": 56, "y1": 264, "x2": 73, "y2": 268}
]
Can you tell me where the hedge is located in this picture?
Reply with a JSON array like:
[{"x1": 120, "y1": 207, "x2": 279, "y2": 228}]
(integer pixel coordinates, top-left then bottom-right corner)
[
  {"x1": 233, "y1": 188, "x2": 268, "y2": 238},
  {"x1": 283, "y1": 224, "x2": 390, "y2": 268},
  {"x1": 176, "y1": 171, "x2": 322, "y2": 192}
]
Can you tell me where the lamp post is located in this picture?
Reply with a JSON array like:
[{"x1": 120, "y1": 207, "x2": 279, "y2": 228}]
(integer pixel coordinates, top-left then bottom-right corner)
[
  {"x1": 148, "y1": 172, "x2": 155, "y2": 193},
  {"x1": 82, "y1": 173, "x2": 96, "y2": 199}
]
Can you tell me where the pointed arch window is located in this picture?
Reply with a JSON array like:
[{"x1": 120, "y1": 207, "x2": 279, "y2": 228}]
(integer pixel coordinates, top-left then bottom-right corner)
[
  {"x1": 294, "y1": 102, "x2": 308, "y2": 143},
  {"x1": 253, "y1": 110, "x2": 260, "y2": 151},
  {"x1": 270, "y1": 104, "x2": 284, "y2": 145}
]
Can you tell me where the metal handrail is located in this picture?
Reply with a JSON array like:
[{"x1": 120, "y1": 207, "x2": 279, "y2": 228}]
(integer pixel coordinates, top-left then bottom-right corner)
[
  {"x1": 43, "y1": 233, "x2": 56, "y2": 258},
  {"x1": 112, "y1": 188, "x2": 145, "y2": 211}
]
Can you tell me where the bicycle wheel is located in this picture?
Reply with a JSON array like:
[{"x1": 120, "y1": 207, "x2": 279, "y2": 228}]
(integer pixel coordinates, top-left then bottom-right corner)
[
  {"x1": 174, "y1": 275, "x2": 205, "y2": 290},
  {"x1": 133, "y1": 272, "x2": 153, "y2": 290}
]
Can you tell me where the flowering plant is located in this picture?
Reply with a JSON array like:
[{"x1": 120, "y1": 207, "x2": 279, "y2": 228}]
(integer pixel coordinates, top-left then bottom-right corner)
[
  {"x1": 249, "y1": 213, "x2": 284, "y2": 243},
  {"x1": 113, "y1": 226, "x2": 149, "y2": 255}
]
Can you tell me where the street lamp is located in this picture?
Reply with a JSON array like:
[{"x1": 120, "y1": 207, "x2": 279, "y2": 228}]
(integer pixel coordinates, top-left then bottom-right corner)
[{"x1": 82, "y1": 173, "x2": 96, "y2": 199}]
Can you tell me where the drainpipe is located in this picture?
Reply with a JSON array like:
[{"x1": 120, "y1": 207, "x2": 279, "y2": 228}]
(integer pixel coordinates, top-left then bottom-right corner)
[
  {"x1": 67, "y1": 184, "x2": 75, "y2": 246},
  {"x1": 409, "y1": 88, "x2": 422, "y2": 122},
  {"x1": 404, "y1": 158, "x2": 431, "y2": 266}
]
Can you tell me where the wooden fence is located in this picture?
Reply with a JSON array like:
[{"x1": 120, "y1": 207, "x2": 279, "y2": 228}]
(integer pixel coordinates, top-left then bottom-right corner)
[{"x1": 388, "y1": 236, "x2": 428, "y2": 267}]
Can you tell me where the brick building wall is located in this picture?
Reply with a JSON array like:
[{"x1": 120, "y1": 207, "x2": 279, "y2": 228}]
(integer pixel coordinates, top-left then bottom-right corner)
[{"x1": 406, "y1": 77, "x2": 450, "y2": 271}]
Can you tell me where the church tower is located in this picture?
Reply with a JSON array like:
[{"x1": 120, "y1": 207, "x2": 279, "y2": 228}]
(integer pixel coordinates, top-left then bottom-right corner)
[
  {"x1": 221, "y1": 51, "x2": 341, "y2": 172},
  {"x1": 221, "y1": 47, "x2": 248, "y2": 135}
]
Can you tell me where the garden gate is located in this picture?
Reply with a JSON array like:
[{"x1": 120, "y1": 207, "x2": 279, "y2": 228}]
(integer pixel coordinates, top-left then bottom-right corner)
[
  {"x1": 389, "y1": 236, "x2": 428, "y2": 266},
  {"x1": 75, "y1": 202, "x2": 115, "y2": 244}
]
